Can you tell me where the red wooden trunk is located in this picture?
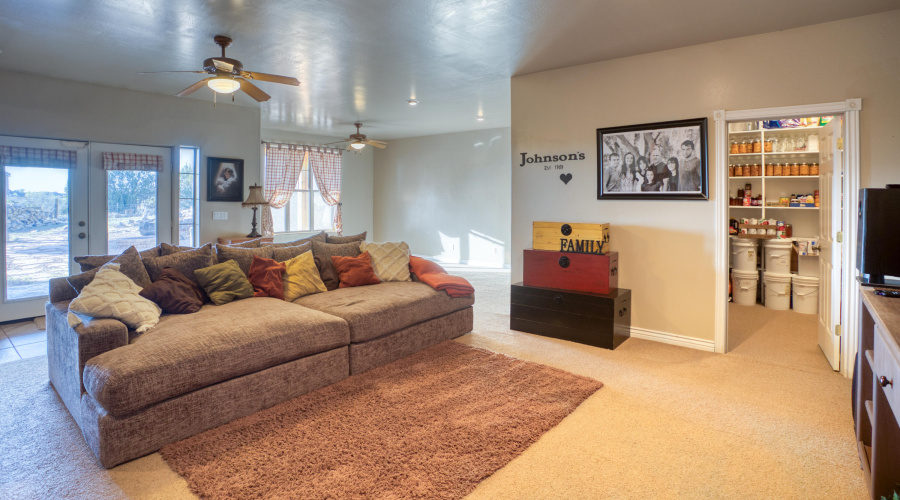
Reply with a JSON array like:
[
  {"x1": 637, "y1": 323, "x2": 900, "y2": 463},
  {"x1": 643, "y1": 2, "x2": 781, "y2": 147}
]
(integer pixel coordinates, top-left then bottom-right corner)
[{"x1": 523, "y1": 250, "x2": 618, "y2": 294}]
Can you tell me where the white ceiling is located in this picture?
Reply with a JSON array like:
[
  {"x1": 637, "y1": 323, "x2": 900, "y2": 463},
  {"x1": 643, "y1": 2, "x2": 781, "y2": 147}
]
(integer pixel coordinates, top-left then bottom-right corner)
[{"x1": 0, "y1": 1, "x2": 895, "y2": 140}]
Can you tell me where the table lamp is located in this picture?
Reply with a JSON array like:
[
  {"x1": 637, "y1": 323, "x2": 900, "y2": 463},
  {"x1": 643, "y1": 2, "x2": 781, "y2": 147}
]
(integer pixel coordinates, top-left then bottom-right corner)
[{"x1": 242, "y1": 184, "x2": 269, "y2": 238}]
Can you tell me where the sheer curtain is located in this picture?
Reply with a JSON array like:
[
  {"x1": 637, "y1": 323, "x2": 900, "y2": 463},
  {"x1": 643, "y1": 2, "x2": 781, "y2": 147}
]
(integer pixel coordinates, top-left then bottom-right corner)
[
  {"x1": 307, "y1": 149, "x2": 343, "y2": 234},
  {"x1": 262, "y1": 143, "x2": 307, "y2": 236}
]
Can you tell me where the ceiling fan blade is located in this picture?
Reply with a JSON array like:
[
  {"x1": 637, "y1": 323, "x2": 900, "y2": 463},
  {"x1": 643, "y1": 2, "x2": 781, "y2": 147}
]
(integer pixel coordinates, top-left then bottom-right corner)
[
  {"x1": 242, "y1": 71, "x2": 300, "y2": 86},
  {"x1": 239, "y1": 79, "x2": 271, "y2": 102},
  {"x1": 176, "y1": 78, "x2": 213, "y2": 97},
  {"x1": 324, "y1": 139, "x2": 350, "y2": 145},
  {"x1": 366, "y1": 139, "x2": 388, "y2": 145},
  {"x1": 139, "y1": 70, "x2": 207, "y2": 74},
  {"x1": 212, "y1": 59, "x2": 234, "y2": 73},
  {"x1": 364, "y1": 140, "x2": 387, "y2": 149}
]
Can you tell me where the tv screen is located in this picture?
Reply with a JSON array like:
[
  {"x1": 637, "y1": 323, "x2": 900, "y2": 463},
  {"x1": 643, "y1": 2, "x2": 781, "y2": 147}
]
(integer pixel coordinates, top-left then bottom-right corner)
[{"x1": 857, "y1": 187, "x2": 900, "y2": 285}]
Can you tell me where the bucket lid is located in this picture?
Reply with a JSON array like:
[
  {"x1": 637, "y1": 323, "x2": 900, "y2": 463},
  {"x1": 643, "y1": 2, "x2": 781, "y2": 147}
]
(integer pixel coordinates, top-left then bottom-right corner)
[
  {"x1": 764, "y1": 239, "x2": 792, "y2": 248},
  {"x1": 732, "y1": 239, "x2": 757, "y2": 247},
  {"x1": 763, "y1": 271, "x2": 792, "y2": 282},
  {"x1": 792, "y1": 275, "x2": 820, "y2": 284},
  {"x1": 732, "y1": 269, "x2": 759, "y2": 278}
]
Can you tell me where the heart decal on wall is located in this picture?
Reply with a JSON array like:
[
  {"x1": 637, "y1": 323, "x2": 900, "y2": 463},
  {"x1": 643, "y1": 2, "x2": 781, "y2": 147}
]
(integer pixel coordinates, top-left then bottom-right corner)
[{"x1": 560, "y1": 173, "x2": 573, "y2": 185}]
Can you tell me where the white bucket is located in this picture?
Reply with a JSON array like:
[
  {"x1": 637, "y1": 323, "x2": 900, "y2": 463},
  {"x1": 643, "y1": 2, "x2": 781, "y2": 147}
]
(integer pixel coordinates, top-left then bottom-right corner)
[
  {"x1": 764, "y1": 239, "x2": 792, "y2": 275},
  {"x1": 732, "y1": 269, "x2": 759, "y2": 306},
  {"x1": 731, "y1": 239, "x2": 757, "y2": 272},
  {"x1": 792, "y1": 275, "x2": 819, "y2": 314},
  {"x1": 763, "y1": 272, "x2": 792, "y2": 310}
]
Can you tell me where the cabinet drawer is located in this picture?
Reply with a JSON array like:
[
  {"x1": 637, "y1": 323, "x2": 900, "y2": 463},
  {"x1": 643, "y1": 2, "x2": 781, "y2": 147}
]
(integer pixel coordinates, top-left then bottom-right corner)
[{"x1": 873, "y1": 325, "x2": 900, "y2": 424}]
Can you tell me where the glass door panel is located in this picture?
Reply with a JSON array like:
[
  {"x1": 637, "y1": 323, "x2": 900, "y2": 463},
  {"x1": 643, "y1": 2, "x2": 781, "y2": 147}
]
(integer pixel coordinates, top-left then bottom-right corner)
[{"x1": 107, "y1": 170, "x2": 158, "y2": 254}]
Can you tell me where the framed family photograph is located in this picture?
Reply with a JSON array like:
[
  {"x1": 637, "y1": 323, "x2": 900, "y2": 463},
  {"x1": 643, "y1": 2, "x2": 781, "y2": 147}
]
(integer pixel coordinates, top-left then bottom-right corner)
[
  {"x1": 207, "y1": 157, "x2": 244, "y2": 202},
  {"x1": 597, "y1": 117, "x2": 708, "y2": 200}
]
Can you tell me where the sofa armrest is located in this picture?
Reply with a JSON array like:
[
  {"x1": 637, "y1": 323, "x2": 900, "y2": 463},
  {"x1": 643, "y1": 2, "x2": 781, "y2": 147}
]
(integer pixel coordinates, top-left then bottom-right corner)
[
  {"x1": 49, "y1": 277, "x2": 77, "y2": 303},
  {"x1": 46, "y1": 301, "x2": 128, "y2": 427}
]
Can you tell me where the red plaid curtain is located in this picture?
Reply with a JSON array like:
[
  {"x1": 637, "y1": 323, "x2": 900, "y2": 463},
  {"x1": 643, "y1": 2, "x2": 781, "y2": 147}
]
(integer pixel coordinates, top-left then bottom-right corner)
[
  {"x1": 0, "y1": 146, "x2": 77, "y2": 168},
  {"x1": 262, "y1": 144, "x2": 307, "y2": 236},
  {"x1": 308, "y1": 149, "x2": 343, "y2": 234},
  {"x1": 101, "y1": 152, "x2": 164, "y2": 171}
]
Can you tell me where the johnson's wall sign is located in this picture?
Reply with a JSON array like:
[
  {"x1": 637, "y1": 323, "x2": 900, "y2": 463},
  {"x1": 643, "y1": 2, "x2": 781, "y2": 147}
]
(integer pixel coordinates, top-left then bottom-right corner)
[{"x1": 519, "y1": 151, "x2": 586, "y2": 168}]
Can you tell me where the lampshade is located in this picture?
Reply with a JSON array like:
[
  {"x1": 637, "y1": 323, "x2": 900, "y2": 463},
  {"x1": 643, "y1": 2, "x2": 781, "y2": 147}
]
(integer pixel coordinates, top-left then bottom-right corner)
[
  {"x1": 242, "y1": 184, "x2": 268, "y2": 207},
  {"x1": 350, "y1": 141, "x2": 366, "y2": 150},
  {"x1": 208, "y1": 77, "x2": 240, "y2": 94}
]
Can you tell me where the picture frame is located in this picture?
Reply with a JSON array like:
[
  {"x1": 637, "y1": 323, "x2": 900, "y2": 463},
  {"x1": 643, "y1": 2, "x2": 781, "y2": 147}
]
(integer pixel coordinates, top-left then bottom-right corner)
[
  {"x1": 597, "y1": 117, "x2": 708, "y2": 200},
  {"x1": 207, "y1": 157, "x2": 244, "y2": 202}
]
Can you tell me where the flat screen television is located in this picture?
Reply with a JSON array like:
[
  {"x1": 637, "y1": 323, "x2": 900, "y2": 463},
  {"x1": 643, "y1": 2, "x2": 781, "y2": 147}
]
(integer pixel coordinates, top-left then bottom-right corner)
[{"x1": 857, "y1": 186, "x2": 900, "y2": 287}]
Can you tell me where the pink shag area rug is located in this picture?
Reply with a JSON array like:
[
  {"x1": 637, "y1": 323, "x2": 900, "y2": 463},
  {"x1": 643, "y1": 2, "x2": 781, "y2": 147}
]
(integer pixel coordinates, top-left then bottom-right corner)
[{"x1": 160, "y1": 341, "x2": 602, "y2": 499}]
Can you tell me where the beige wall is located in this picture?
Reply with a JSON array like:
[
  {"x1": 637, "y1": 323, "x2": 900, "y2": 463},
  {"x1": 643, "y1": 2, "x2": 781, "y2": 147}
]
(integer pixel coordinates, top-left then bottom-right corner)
[
  {"x1": 374, "y1": 128, "x2": 511, "y2": 266},
  {"x1": 511, "y1": 11, "x2": 900, "y2": 341},
  {"x1": 0, "y1": 70, "x2": 261, "y2": 245},
  {"x1": 260, "y1": 128, "x2": 374, "y2": 238}
]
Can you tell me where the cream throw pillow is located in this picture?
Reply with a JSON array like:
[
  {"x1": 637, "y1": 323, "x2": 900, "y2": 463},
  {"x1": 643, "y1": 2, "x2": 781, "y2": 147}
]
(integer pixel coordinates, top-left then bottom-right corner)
[
  {"x1": 359, "y1": 241, "x2": 411, "y2": 282},
  {"x1": 283, "y1": 251, "x2": 327, "y2": 301},
  {"x1": 67, "y1": 264, "x2": 162, "y2": 333}
]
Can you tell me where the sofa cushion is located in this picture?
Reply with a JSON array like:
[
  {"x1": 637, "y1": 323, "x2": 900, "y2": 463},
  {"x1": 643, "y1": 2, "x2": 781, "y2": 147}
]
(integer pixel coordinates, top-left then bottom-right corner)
[
  {"x1": 139, "y1": 267, "x2": 206, "y2": 314},
  {"x1": 143, "y1": 243, "x2": 216, "y2": 286},
  {"x1": 359, "y1": 241, "x2": 412, "y2": 282},
  {"x1": 227, "y1": 238, "x2": 263, "y2": 248},
  {"x1": 283, "y1": 251, "x2": 326, "y2": 301},
  {"x1": 74, "y1": 245, "x2": 161, "y2": 272},
  {"x1": 160, "y1": 242, "x2": 196, "y2": 255},
  {"x1": 263, "y1": 231, "x2": 326, "y2": 249},
  {"x1": 326, "y1": 231, "x2": 366, "y2": 244},
  {"x1": 215, "y1": 244, "x2": 275, "y2": 276},
  {"x1": 272, "y1": 242, "x2": 312, "y2": 263},
  {"x1": 82, "y1": 298, "x2": 350, "y2": 418},
  {"x1": 293, "y1": 281, "x2": 474, "y2": 343},
  {"x1": 314, "y1": 256, "x2": 339, "y2": 291},
  {"x1": 68, "y1": 246, "x2": 152, "y2": 293},
  {"x1": 332, "y1": 252, "x2": 380, "y2": 288},
  {"x1": 248, "y1": 255, "x2": 286, "y2": 300},
  {"x1": 68, "y1": 264, "x2": 162, "y2": 334},
  {"x1": 194, "y1": 260, "x2": 255, "y2": 305},
  {"x1": 311, "y1": 241, "x2": 361, "y2": 291}
]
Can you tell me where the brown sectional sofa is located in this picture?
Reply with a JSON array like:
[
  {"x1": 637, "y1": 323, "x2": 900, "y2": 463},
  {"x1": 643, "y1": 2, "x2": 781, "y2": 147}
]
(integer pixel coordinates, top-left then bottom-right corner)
[{"x1": 47, "y1": 275, "x2": 474, "y2": 468}]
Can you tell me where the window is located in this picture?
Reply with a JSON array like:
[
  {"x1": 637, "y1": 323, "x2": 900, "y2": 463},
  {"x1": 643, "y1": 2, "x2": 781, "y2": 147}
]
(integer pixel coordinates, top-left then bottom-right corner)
[
  {"x1": 178, "y1": 147, "x2": 199, "y2": 246},
  {"x1": 270, "y1": 155, "x2": 335, "y2": 233}
]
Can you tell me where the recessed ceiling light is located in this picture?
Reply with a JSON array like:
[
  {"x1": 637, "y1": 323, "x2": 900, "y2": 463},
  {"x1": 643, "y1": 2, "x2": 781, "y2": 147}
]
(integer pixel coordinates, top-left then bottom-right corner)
[
  {"x1": 407, "y1": 99, "x2": 418, "y2": 106},
  {"x1": 476, "y1": 115, "x2": 485, "y2": 122}
]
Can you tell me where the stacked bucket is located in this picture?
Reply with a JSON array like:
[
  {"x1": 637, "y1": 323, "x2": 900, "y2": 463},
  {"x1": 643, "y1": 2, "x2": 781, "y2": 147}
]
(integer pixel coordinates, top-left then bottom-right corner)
[{"x1": 730, "y1": 237, "x2": 819, "y2": 314}]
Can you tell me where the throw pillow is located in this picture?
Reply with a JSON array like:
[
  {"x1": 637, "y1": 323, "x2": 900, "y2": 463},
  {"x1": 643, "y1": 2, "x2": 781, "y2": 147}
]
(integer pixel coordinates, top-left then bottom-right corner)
[
  {"x1": 142, "y1": 243, "x2": 216, "y2": 285},
  {"x1": 193, "y1": 260, "x2": 255, "y2": 306},
  {"x1": 248, "y1": 255, "x2": 286, "y2": 300},
  {"x1": 74, "y1": 245, "x2": 161, "y2": 272},
  {"x1": 332, "y1": 252, "x2": 380, "y2": 288},
  {"x1": 272, "y1": 242, "x2": 312, "y2": 263},
  {"x1": 215, "y1": 244, "x2": 275, "y2": 276},
  {"x1": 311, "y1": 240, "x2": 361, "y2": 291},
  {"x1": 160, "y1": 242, "x2": 196, "y2": 256},
  {"x1": 326, "y1": 231, "x2": 367, "y2": 244},
  {"x1": 226, "y1": 238, "x2": 263, "y2": 248},
  {"x1": 68, "y1": 264, "x2": 162, "y2": 333},
  {"x1": 313, "y1": 256, "x2": 339, "y2": 292},
  {"x1": 68, "y1": 246, "x2": 152, "y2": 293},
  {"x1": 359, "y1": 241, "x2": 412, "y2": 282},
  {"x1": 139, "y1": 267, "x2": 206, "y2": 314},
  {"x1": 263, "y1": 231, "x2": 327, "y2": 249},
  {"x1": 282, "y1": 251, "x2": 327, "y2": 301}
]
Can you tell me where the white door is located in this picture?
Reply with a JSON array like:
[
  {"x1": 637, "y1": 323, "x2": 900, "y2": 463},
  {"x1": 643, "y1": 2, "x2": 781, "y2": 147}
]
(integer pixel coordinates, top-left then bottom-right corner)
[
  {"x1": 0, "y1": 136, "x2": 89, "y2": 321},
  {"x1": 88, "y1": 143, "x2": 173, "y2": 255},
  {"x1": 817, "y1": 117, "x2": 843, "y2": 370}
]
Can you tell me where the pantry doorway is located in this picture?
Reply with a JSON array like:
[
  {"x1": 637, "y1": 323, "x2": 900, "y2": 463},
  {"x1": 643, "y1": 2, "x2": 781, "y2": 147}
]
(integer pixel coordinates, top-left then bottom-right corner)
[{"x1": 713, "y1": 100, "x2": 861, "y2": 378}]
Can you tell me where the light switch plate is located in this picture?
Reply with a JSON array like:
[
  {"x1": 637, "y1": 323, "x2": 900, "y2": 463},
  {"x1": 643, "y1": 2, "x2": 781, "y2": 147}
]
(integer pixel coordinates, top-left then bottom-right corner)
[{"x1": 212, "y1": 211, "x2": 228, "y2": 220}]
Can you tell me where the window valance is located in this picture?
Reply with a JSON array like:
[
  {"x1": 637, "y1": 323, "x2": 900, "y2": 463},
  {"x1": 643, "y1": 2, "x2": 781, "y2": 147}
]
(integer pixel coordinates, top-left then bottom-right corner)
[
  {"x1": 0, "y1": 146, "x2": 77, "y2": 169},
  {"x1": 102, "y1": 152, "x2": 164, "y2": 172},
  {"x1": 262, "y1": 142, "x2": 343, "y2": 157}
]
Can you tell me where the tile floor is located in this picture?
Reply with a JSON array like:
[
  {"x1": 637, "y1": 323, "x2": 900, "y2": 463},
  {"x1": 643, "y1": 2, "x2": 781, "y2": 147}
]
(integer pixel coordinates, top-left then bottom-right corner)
[{"x1": 0, "y1": 317, "x2": 46, "y2": 365}]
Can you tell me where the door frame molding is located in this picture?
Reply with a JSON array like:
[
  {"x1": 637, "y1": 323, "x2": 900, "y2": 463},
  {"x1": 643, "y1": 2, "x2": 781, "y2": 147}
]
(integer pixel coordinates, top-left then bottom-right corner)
[{"x1": 713, "y1": 99, "x2": 862, "y2": 378}]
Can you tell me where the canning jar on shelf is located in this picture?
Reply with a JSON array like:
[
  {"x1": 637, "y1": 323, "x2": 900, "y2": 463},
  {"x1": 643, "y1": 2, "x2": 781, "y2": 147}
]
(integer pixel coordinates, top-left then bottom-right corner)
[
  {"x1": 799, "y1": 162, "x2": 810, "y2": 176},
  {"x1": 752, "y1": 138, "x2": 762, "y2": 153},
  {"x1": 765, "y1": 163, "x2": 774, "y2": 176},
  {"x1": 773, "y1": 163, "x2": 783, "y2": 176},
  {"x1": 739, "y1": 140, "x2": 748, "y2": 154},
  {"x1": 790, "y1": 163, "x2": 800, "y2": 176},
  {"x1": 730, "y1": 140, "x2": 739, "y2": 154},
  {"x1": 810, "y1": 162, "x2": 819, "y2": 175},
  {"x1": 764, "y1": 139, "x2": 774, "y2": 153}
]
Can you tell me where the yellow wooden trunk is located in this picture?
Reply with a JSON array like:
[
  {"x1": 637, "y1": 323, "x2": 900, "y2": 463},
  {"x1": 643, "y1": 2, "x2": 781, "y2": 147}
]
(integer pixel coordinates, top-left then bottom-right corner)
[{"x1": 533, "y1": 221, "x2": 610, "y2": 255}]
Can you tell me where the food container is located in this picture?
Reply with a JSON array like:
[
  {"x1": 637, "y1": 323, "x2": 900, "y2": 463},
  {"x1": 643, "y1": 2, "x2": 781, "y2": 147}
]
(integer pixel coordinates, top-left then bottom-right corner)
[
  {"x1": 779, "y1": 197, "x2": 789, "y2": 206},
  {"x1": 765, "y1": 163, "x2": 774, "y2": 176},
  {"x1": 810, "y1": 163, "x2": 819, "y2": 175},
  {"x1": 814, "y1": 189, "x2": 820, "y2": 207},
  {"x1": 730, "y1": 140, "x2": 740, "y2": 154},
  {"x1": 748, "y1": 228, "x2": 758, "y2": 235},
  {"x1": 749, "y1": 218, "x2": 759, "y2": 225},
  {"x1": 800, "y1": 162, "x2": 810, "y2": 176},
  {"x1": 773, "y1": 163, "x2": 783, "y2": 176},
  {"x1": 728, "y1": 165, "x2": 734, "y2": 177},
  {"x1": 764, "y1": 139, "x2": 773, "y2": 153},
  {"x1": 743, "y1": 197, "x2": 751, "y2": 207},
  {"x1": 767, "y1": 228, "x2": 776, "y2": 235},
  {"x1": 790, "y1": 163, "x2": 800, "y2": 176},
  {"x1": 744, "y1": 184, "x2": 752, "y2": 197},
  {"x1": 752, "y1": 139, "x2": 762, "y2": 153},
  {"x1": 739, "y1": 140, "x2": 748, "y2": 154}
]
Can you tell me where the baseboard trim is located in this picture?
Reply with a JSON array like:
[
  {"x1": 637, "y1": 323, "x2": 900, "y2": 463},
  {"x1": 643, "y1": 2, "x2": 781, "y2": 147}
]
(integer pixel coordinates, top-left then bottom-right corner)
[{"x1": 629, "y1": 327, "x2": 716, "y2": 352}]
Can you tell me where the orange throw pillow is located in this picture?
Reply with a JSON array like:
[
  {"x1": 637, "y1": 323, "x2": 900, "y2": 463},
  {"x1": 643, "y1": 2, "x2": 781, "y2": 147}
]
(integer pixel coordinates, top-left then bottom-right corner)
[
  {"x1": 332, "y1": 252, "x2": 381, "y2": 288},
  {"x1": 248, "y1": 255, "x2": 287, "y2": 299}
]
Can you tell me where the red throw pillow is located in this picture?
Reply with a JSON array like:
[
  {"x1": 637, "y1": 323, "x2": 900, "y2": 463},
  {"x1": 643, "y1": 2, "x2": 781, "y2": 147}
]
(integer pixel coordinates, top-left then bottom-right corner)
[
  {"x1": 332, "y1": 252, "x2": 381, "y2": 288},
  {"x1": 139, "y1": 267, "x2": 205, "y2": 314},
  {"x1": 248, "y1": 255, "x2": 287, "y2": 299}
]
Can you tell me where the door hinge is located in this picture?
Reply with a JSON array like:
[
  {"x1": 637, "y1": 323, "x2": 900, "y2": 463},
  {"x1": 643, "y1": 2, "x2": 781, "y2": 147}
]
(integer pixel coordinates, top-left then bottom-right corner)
[
  {"x1": 836, "y1": 231, "x2": 843, "y2": 243},
  {"x1": 837, "y1": 137, "x2": 843, "y2": 151},
  {"x1": 835, "y1": 324, "x2": 841, "y2": 337}
]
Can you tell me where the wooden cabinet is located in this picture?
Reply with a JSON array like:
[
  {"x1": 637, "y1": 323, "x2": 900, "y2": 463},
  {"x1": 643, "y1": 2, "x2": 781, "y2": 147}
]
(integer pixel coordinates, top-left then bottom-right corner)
[
  {"x1": 855, "y1": 287, "x2": 900, "y2": 499},
  {"x1": 510, "y1": 282, "x2": 630, "y2": 350}
]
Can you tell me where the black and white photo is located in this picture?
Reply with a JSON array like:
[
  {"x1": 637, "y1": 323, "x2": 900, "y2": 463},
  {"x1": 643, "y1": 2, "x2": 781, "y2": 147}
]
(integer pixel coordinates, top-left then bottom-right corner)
[{"x1": 597, "y1": 118, "x2": 708, "y2": 200}]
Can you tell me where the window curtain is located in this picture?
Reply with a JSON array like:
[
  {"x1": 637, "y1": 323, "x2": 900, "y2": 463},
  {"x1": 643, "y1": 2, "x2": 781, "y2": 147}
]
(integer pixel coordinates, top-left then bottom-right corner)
[
  {"x1": 0, "y1": 146, "x2": 77, "y2": 168},
  {"x1": 101, "y1": 152, "x2": 164, "y2": 171},
  {"x1": 308, "y1": 149, "x2": 343, "y2": 234},
  {"x1": 262, "y1": 143, "x2": 307, "y2": 236}
]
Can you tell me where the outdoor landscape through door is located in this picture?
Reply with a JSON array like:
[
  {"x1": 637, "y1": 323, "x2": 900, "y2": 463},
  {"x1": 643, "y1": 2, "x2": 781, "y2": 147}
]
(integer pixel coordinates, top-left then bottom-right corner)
[{"x1": 817, "y1": 117, "x2": 843, "y2": 371}]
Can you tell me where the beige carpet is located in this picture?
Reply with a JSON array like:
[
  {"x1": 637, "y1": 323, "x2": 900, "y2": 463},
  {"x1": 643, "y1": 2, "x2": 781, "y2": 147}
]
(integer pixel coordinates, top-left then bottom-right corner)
[
  {"x1": 161, "y1": 341, "x2": 601, "y2": 499},
  {"x1": 0, "y1": 268, "x2": 866, "y2": 499}
]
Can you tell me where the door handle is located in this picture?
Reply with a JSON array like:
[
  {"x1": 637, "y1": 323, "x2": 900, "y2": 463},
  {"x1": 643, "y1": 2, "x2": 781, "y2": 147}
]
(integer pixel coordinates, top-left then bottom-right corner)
[
  {"x1": 880, "y1": 376, "x2": 893, "y2": 388},
  {"x1": 78, "y1": 232, "x2": 86, "y2": 239}
]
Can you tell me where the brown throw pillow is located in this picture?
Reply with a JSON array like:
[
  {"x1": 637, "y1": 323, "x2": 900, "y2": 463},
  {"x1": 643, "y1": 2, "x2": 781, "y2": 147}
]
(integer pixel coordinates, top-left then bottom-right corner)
[
  {"x1": 74, "y1": 245, "x2": 162, "y2": 272},
  {"x1": 194, "y1": 260, "x2": 255, "y2": 306},
  {"x1": 160, "y1": 242, "x2": 196, "y2": 256},
  {"x1": 332, "y1": 252, "x2": 381, "y2": 288},
  {"x1": 314, "y1": 256, "x2": 340, "y2": 291},
  {"x1": 272, "y1": 242, "x2": 312, "y2": 263},
  {"x1": 263, "y1": 231, "x2": 327, "y2": 249},
  {"x1": 215, "y1": 244, "x2": 275, "y2": 276},
  {"x1": 326, "y1": 231, "x2": 367, "y2": 244},
  {"x1": 68, "y1": 246, "x2": 152, "y2": 293},
  {"x1": 247, "y1": 255, "x2": 286, "y2": 300},
  {"x1": 142, "y1": 243, "x2": 216, "y2": 285},
  {"x1": 139, "y1": 267, "x2": 206, "y2": 314},
  {"x1": 311, "y1": 240, "x2": 361, "y2": 291},
  {"x1": 226, "y1": 238, "x2": 263, "y2": 248}
]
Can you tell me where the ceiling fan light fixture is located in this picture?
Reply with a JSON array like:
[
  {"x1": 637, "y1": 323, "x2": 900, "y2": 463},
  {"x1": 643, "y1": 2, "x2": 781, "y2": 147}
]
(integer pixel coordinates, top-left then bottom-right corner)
[
  {"x1": 350, "y1": 141, "x2": 366, "y2": 150},
  {"x1": 407, "y1": 99, "x2": 418, "y2": 106},
  {"x1": 208, "y1": 77, "x2": 240, "y2": 94},
  {"x1": 476, "y1": 115, "x2": 485, "y2": 122}
]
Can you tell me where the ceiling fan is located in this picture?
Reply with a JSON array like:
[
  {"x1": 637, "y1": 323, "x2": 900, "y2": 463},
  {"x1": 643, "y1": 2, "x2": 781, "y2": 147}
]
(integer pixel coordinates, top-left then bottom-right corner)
[
  {"x1": 140, "y1": 35, "x2": 300, "y2": 102},
  {"x1": 325, "y1": 123, "x2": 388, "y2": 151}
]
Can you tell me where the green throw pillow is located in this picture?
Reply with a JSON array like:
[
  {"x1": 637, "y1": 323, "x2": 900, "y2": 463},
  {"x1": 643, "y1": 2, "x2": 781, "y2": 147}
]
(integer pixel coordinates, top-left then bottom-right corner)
[{"x1": 194, "y1": 259, "x2": 254, "y2": 305}]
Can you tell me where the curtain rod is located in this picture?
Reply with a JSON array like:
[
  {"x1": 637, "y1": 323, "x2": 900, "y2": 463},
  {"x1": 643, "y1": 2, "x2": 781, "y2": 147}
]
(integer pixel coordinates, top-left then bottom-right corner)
[{"x1": 261, "y1": 141, "x2": 343, "y2": 155}]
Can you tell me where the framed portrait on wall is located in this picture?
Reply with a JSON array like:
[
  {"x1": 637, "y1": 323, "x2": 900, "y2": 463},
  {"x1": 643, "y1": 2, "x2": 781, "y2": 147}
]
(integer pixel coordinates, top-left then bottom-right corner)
[
  {"x1": 207, "y1": 157, "x2": 244, "y2": 202},
  {"x1": 597, "y1": 117, "x2": 708, "y2": 200}
]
